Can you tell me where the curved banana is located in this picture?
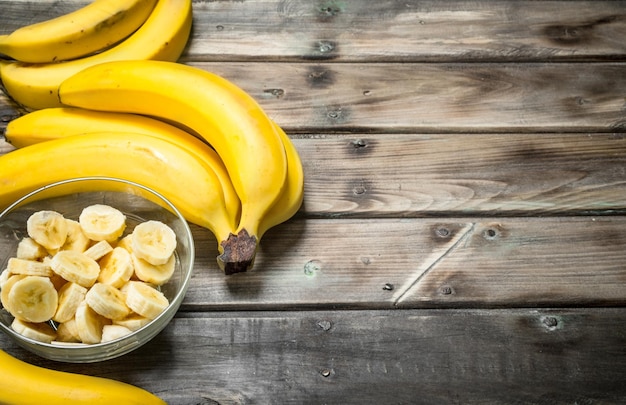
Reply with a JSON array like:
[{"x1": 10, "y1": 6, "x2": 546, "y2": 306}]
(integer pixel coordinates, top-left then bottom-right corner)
[
  {"x1": 5, "y1": 108, "x2": 302, "y2": 255},
  {"x1": 257, "y1": 124, "x2": 304, "y2": 239},
  {"x1": 0, "y1": 349, "x2": 166, "y2": 404},
  {"x1": 59, "y1": 60, "x2": 288, "y2": 274},
  {"x1": 5, "y1": 107, "x2": 241, "y2": 225},
  {"x1": 0, "y1": 132, "x2": 234, "y2": 246},
  {"x1": 0, "y1": 0, "x2": 158, "y2": 63},
  {"x1": 0, "y1": 0, "x2": 192, "y2": 110}
]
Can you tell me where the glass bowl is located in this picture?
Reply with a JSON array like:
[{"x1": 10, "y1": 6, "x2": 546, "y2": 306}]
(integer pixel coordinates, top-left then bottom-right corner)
[{"x1": 0, "y1": 177, "x2": 194, "y2": 362}]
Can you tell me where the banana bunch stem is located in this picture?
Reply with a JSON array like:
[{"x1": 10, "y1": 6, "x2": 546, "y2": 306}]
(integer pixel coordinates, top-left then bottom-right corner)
[{"x1": 218, "y1": 229, "x2": 258, "y2": 275}]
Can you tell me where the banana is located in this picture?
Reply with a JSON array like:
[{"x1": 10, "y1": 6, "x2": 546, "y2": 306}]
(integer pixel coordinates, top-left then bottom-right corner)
[
  {"x1": 84, "y1": 240, "x2": 114, "y2": 261},
  {"x1": 15, "y1": 237, "x2": 47, "y2": 261},
  {"x1": 6, "y1": 275, "x2": 58, "y2": 323},
  {"x1": 0, "y1": 274, "x2": 26, "y2": 315},
  {"x1": 58, "y1": 60, "x2": 288, "y2": 273},
  {"x1": 0, "y1": 269, "x2": 10, "y2": 288},
  {"x1": 4, "y1": 107, "x2": 241, "y2": 223},
  {"x1": 53, "y1": 282, "x2": 88, "y2": 324},
  {"x1": 55, "y1": 318, "x2": 81, "y2": 343},
  {"x1": 98, "y1": 247, "x2": 134, "y2": 288},
  {"x1": 257, "y1": 124, "x2": 305, "y2": 239},
  {"x1": 101, "y1": 324, "x2": 133, "y2": 342},
  {"x1": 0, "y1": 132, "x2": 235, "y2": 245},
  {"x1": 114, "y1": 313, "x2": 151, "y2": 331},
  {"x1": 0, "y1": 0, "x2": 158, "y2": 63},
  {"x1": 0, "y1": 0, "x2": 192, "y2": 110},
  {"x1": 115, "y1": 234, "x2": 134, "y2": 253},
  {"x1": 124, "y1": 281, "x2": 169, "y2": 320},
  {"x1": 131, "y1": 254, "x2": 176, "y2": 286},
  {"x1": 6, "y1": 258, "x2": 53, "y2": 277},
  {"x1": 26, "y1": 210, "x2": 68, "y2": 251},
  {"x1": 0, "y1": 348, "x2": 167, "y2": 404},
  {"x1": 85, "y1": 283, "x2": 130, "y2": 321},
  {"x1": 50, "y1": 251, "x2": 100, "y2": 288},
  {"x1": 75, "y1": 300, "x2": 110, "y2": 344},
  {"x1": 79, "y1": 204, "x2": 127, "y2": 243},
  {"x1": 131, "y1": 220, "x2": 176, "y2": 266},
  {"x1": 61, "y1": 219, "x2": 92, "y2": 253},
  {"x1": 10, "y1": 318, "x2": 57, "y2": 344}
]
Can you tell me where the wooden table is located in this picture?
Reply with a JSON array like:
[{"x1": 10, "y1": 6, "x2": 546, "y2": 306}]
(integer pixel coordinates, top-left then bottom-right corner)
[{"x1": 2, "y1": 1, "x2": 626, "y2": 403}]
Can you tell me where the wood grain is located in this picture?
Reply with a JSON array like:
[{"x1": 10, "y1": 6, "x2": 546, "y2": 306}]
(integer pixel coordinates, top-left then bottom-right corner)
[
  {"x1": 292, "y1": 133, "x2": 626, "y2": 216},
  {"x1": 2, "y1": 62, "x2": 625, "y2": 132},
  {"x1": 181, "y1": 217, "x2": 626, "y2": 309},
  {"x1": 3, "y1": 1, "x2": 624, "y2": 62},
  {"x1": 3, "y1": 132, "x2": 626, "y2": 217},
  {"x1": 1, "y1": 1, "x2": 625, "y2": 403},
  {"x1": 3, "y1": 308, "x2": 625, "y2": 405},
  {"x1": 185, "y1": 0, "x2": 626, "y2": 62}
]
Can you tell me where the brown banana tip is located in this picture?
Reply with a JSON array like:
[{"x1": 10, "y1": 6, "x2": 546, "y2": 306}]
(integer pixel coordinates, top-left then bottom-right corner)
[{"x1": 217, "y1": 229, "x2": 258, "y2": 275}]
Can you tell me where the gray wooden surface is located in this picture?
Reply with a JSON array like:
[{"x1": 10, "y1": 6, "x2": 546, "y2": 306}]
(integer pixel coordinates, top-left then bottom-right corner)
[{"x1": 1, "y1": 1, "x2": 626, "y2": 404}]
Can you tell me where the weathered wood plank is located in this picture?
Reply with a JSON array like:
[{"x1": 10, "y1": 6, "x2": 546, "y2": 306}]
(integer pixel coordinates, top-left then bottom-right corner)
[
  {"x1": 2, "y1": 1, "x2": 624, "y2": 62},
  {"x1": 293, "y1": 133, "x2": 626, "y2": 217},
  {"x1": 179, "y1": 217, "x2": 626, "y2": 309},
  {"x1": 2, "y1": 63, "x2": 626, "y2": 132},
  {"x1": 3, "y1": 308, "x2": 625, "y2": 405},
  {"x1": 186, "y1": 0, "x2": 626, "y2": 62},
  {"x1": 1, "y1": 1, "x2": 625, "y2": 404},
  {"x1": 3, "y1": 62, "x2": 626, "y2": 133},
  {"x1": 4, "y1": 132, "x2": 624, "y2": 216}
]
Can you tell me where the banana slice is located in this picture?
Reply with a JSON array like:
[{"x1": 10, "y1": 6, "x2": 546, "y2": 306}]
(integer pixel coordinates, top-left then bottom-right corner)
[
  {"x1": 6, "y1": 257, "x2": 53, "y2": 277},
  {"x1": 75, "y1": 300, "x2": 110, "y2": 344},
  {"x1": 55, "y1": 318, "x2": 81, "y2": 343},
  {"x1": 131, "y1": 220, "x2": 176, "y2": 265},
  {"x1": 113, "y1": 313, "x2": 151, "y2": 331},
  {"x1": 16, "y1": 237, "x2": 47, "y2": 261},
  {"x1": 0, "y1": 274, "x2": 26, "y2": 314},
  {"x1": 83, "y1": 240, "x2": 114, "y2": 261},
  {"x1": 11, "y1": 318, "x2": 57, "y2": 343},
  {"x1": 26, "y1": 210, "x2": 68, "y2": 250},
  {"x1": 131, "y1": 253, "x2": 175, "y2": 286},
  {"x1": 61, "y1": 219, "x2": 92, "y2": 253},
  {"x1": 39, "y1": 256, "x2": 70, "y2": 290},
  {"x1": 0, "y1": 269, "x2": 10, "y2": 288},
  {"x1": 53, "y1": 282, "x2": 88, "y2": 323},
  {"x1": 115, "y1": 234, "x2": 134, "y2": 253},
  {"x1": 85, "y1": 283, "x2": 130, "y2": 321},
  {"x1": 101, "y1": 324, "x2": 133, "y2": 343},
  {"x1": 79, "y1": 204, "x2": 126, "y2": 243},
  {"x1": 124, "y1": 281, "x2": 169, "y2": 320},
  {"x1": 98, "y1": 247, "x2": 134, "y2": 288},
  {"x1": 7, "y1": 275, "x2": 58, "y2": 323},
  {"x1": 50, "y1": 250, "x2": 100, "y2": 288}
]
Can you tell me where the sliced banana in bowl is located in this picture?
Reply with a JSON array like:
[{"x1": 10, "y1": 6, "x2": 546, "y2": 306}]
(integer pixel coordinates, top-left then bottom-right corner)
[{"x1": 0, "y1": 177, "x2": 194, "y2": 363}]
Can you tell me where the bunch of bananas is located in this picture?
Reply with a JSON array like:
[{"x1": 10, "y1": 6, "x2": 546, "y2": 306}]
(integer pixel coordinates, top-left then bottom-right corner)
[
  {"x1": 0, "y1": 0, "x2": 192, "y2": 110},
  {"x1": 0, "y1": 2, "x2": 305, "y2": 274}
]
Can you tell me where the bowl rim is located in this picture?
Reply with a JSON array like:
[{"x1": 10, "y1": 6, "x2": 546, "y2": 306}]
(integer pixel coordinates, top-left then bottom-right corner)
[{"x1": 0, "y1": 176, "x2": 194, "y2": 361}]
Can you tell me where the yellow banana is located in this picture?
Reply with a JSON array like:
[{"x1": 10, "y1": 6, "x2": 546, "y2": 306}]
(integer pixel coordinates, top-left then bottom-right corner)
[
  {"x1": 0, "y1": 132, "x2": 234, "y2": 245},
  {"x1": 5, "y1": 107, "x2": 302, "y2": 257},
  {"x1": 0, "y1": 348, "x2": 166, "y2": 405},
  {"x1": 5, "y1": 107, "x2": 241, "y2": 225},
  {"x1": 59, "y1": 60, "x2": 288, "y2": 274},
  {"x1": 0, "y1": 0, "x2": 158, "y2": 63},
  {"x1": 258, "y1": 124, "x2": 304, "y2": 239},
  {"x1": 0, "y1": 0, "x2": 192, "y2": 110}
]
